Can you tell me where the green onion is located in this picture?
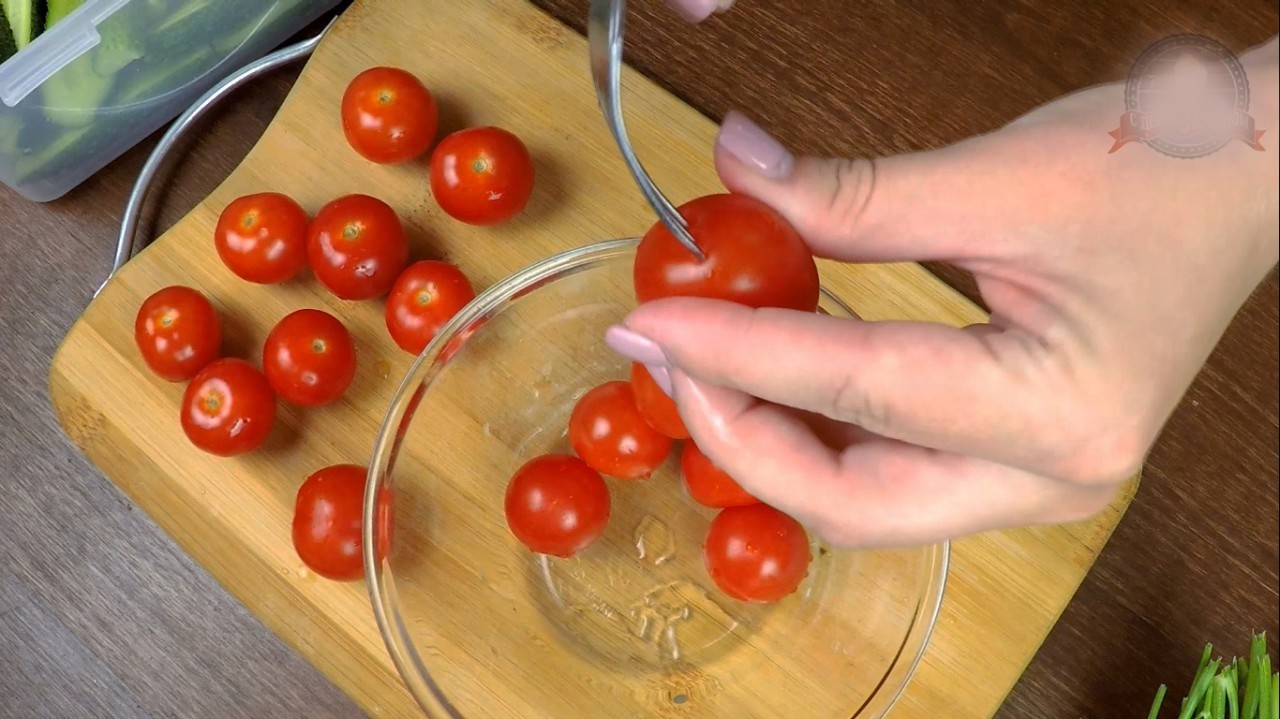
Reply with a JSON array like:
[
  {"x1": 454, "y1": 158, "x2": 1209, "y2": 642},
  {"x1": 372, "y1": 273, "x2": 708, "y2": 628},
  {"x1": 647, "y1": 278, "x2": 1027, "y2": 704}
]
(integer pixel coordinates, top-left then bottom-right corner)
[
  {"x1": 1259, "y1": 655, "x2": 1272, "y2": 719},
  {"x1": 1188, "y1": 660, "x2": 1224, "y2": 719},
  {"x1": 1227, "y1": 666, "x2": 1242, "y2": 719},
  {"x1": 1216, "y1": 676, "x2": 1232, "y2": 719},
  {"x1": 1153, "y1": 686, "x2": 1171, "y2": 719},
  {"x1": 1150, "y1": 634, "x2": 1274, "y2": 719},
  {"x1": 1259, "y1": 655, "x2": 1273, "y2": 719},
  {"x1": 1246, "y1": 645, "x2": 1263, "y2": 719},
  {"x1": 1269, "y1": 673, "x2": 1277, "y2": 719}
]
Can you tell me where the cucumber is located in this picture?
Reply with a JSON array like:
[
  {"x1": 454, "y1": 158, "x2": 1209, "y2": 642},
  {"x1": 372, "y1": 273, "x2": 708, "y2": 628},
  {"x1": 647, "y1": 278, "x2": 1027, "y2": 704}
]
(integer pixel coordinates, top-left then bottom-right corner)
[
  {"x1": 41, "y1": 12, "x2": 141, "y2": 127},
  {"x1": 2, "y1": 0, "x2": 48, "y2": 50},
  {"x1": 11, "y1": 119, "x2": 95, "y2": 185},
  {"x1": 41, "y1": 51, "x2": 113, "y2": 126},
  {"x1": 115, "y1": 44, "x2": 217, "y2": 105},
  {"x1": 89, "y1": 16, "x2": 142, "y2": 76},
  {"x1": 45, "y1": 0, "x2": 84, "y2": 26},
  {"x1": 15, "y1": 120, "x2": 89, "y2": 172},
  {"x1": 1, "y1": 6, "x2": 17, "y2": 64},
  {"x1": 0, "y1": 113, "x2": 20, "y2": 155},
  {"x1": 152, "y1": 0, "x2": 223, "y2": 39}
]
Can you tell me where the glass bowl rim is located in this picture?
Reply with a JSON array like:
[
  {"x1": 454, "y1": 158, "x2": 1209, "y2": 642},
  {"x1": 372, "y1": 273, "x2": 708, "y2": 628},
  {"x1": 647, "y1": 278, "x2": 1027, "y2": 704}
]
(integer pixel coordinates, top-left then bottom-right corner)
[{"x1": 362, "y1": 236, "x2": 951, "y2": 719}]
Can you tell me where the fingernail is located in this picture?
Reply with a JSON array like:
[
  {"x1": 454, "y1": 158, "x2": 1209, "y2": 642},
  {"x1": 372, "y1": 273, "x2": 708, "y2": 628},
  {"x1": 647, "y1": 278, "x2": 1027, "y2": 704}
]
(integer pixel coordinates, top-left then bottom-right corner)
[
  {"x1": 604, "y1": 325, "x2": 670, "y2": 367},
  {"x1": 717, "y1": 110, "x2": 795, "y2": 179},
  {"x1": 646, "y1": 365, "x2": 674, "y2": 397},
  {"x1": 668, "y1": 0, "x2": 735, "y2": 23}
]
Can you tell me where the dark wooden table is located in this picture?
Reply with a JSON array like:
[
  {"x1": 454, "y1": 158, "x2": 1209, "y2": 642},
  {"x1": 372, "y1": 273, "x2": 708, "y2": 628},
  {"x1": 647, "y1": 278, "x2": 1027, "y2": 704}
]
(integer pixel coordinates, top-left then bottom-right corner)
[{"x1": 1, "y1": 1, "x2": 1276, "y2": 717}]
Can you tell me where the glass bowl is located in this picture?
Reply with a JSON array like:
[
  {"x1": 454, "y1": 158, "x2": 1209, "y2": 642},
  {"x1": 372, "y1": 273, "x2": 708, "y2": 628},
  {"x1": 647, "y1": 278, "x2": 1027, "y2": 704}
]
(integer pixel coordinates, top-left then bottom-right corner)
[{"x1": 365, "y1": 238, "x2": 948, "y2": 719}]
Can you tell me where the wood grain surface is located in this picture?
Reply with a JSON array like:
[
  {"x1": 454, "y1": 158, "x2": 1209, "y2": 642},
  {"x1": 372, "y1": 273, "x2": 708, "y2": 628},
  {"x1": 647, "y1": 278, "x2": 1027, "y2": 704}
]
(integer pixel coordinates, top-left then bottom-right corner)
[
  {"x1": 41, "y1": 0, "x2": 1140, "y2": 716},
  {"x1": 1, "y1": 2, "x2": 1275, "y2": 719}
]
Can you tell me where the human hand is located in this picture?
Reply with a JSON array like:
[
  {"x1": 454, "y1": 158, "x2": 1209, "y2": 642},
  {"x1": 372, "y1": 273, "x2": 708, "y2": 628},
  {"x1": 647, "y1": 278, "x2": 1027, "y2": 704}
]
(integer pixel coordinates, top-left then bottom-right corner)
[
  {"x1": 605, "y1": 37, "x2": 1280, "y2": 549},
  {"x1": 663, "y1": 0, "x2": 735, "y2": 24}
]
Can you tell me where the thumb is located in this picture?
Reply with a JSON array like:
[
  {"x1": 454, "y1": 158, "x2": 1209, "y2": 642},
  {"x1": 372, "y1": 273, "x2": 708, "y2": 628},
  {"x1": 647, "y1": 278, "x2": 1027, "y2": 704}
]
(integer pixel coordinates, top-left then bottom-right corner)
[{"x1": 712, "y1": 110, "x2": 1019, "y2": 263}]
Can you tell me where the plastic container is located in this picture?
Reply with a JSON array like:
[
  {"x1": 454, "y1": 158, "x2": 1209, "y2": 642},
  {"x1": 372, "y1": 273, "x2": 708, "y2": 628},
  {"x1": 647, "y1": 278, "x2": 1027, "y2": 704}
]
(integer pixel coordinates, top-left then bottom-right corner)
[{"x1": 0, "y1": 0, "x2": 341, "y2": 202}]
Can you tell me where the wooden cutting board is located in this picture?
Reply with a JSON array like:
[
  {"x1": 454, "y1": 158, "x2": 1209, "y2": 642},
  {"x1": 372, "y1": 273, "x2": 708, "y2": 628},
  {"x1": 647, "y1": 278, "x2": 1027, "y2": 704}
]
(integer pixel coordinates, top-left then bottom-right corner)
[{"x1": 47, "y1": 0, "x2": 1139, "y2": 716}]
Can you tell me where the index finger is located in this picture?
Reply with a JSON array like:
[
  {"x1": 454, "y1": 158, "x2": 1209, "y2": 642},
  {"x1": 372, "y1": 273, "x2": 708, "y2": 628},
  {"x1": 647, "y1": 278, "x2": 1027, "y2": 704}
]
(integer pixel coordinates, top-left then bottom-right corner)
[
  {"x1": 671, "y1": 371, "x2": 1115, "y2": 548},
  {"x1": 667, "y1": 0, "x2": 735, "y2": 23},
  {"x1": 619, "y1": 297, "x2": 1051, "y2": 474}
]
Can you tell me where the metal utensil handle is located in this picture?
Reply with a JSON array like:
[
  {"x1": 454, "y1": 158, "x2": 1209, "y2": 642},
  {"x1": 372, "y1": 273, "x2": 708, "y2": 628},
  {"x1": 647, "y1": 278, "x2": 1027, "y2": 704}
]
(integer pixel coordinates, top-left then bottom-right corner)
[
  {"x1": 97, "y1": 17, "x2": 338, "y2": 298},
  {"x1": 587, "y1": 0, "x2": 704, "y2": 259}
]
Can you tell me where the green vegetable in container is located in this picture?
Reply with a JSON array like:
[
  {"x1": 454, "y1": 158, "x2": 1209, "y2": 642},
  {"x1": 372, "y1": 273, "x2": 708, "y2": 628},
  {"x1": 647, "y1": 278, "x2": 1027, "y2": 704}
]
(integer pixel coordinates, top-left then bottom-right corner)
[
  {"x1": 90, "y1": 10, "x2": 143, "y2": 76},
  {"x1": 45, "y1": 0, "x2": 85, "y2": 26},
  {"x1": 0, "y1": 7, "x2": 17, "y2": 64},
  {"x1": 2, "y1": 1, "x2": 48, "y2": 58},
  {"x1": 0, "y1": 113, "x2": 19, "y2": 155},
  {"x1": 3, "y1": 0, "x2": 88, "y2": 64},
  {"x1": 6, "y1": 0, "x2": 336, "y2": 193}
]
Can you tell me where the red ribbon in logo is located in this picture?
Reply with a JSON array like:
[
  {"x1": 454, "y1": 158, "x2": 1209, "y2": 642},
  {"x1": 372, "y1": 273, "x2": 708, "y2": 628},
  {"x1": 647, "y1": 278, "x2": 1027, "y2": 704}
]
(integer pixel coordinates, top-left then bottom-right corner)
[
  {"x1": 1108, "y1": 110, "x2": 1266, "y2": 154},
  {"x1": 1107, "y1": 111, "x2": 1157, "y2": 153}
]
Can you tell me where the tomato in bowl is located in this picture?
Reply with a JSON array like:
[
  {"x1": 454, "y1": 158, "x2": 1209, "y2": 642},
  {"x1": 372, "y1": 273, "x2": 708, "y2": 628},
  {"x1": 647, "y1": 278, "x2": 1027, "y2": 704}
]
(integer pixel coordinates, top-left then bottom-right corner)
[{"x1": 364, "y1": 238, "x2": 948, "y2": 719}]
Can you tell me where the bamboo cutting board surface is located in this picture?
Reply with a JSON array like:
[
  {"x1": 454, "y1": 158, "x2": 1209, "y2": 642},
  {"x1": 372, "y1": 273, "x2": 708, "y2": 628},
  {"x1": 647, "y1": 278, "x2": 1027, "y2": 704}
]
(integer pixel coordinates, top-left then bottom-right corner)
[{"x1": 47, "y1": 0, "x2": 1138, "y2": 716}]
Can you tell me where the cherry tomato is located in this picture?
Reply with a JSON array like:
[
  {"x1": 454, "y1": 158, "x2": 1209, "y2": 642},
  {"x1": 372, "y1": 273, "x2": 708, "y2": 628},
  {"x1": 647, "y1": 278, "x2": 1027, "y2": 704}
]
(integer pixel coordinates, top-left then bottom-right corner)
[
  {"x1": 180, "y1": 358, "x2": 277, "y2": 456},
  {"x1": 134, "y1": 285, "x2": 222, "y2": 382},
  {"x1": 292, "y1": 464, "x2": 392, "y2": 581},
  {"x1": 629, "y1": 362, "x2": 688, "y2": 440},
  {"x1": 385, "y1": 260, "x2": 477, "y2": 355},
  {"x1": 633, "y1": 193, "x2": 820, "y2": 311},
  {"x1": 429, "y1": 126, "x2": 534, "y2": 225},
  {"x1": 307, "y1": 194, "x2": 410, "y2": 300},
  {"x1": 341, "y1": 66, "x2": 438, "y2": 164},
  {"x1": 504, "y1": 453, "x2": 611, "y2": 558},
  {"x1": 568, "y1": 380, "x2": 673, "y2": 480},
  {"x1": 262, "y1": 309, "x2": 358, "y2": 407},
  {"x1": 681, "y1": 442, "x2": 760, "y2": 509},
  {"x1": 703, "y1": 504, "x2": 812, "y2": 603},
  {"x1": 214, "y1": 192, "x2": 310, "y2": 284}
]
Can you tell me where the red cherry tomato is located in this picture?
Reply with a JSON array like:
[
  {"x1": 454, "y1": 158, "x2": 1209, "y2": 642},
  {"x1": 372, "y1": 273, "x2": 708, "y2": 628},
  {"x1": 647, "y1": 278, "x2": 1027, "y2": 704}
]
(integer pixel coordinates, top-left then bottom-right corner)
[
  {"x1": 629, "y1": 362, "x2": 688, "y2": 440},
  {"x1": 384, "y1": 260, "x2": 477, "y2": 355},
  {"x1": 134, "y1": 285, "x2": 222, "y2": 382},
  {"x1": 341, "y1": 66, "x2": 438, "y2": 164},
  {"x1": 680, "y1": 442, "x2": 760, "y2": 509},
  {"x1": 703, "y1": 504, "x2": 812, "y2": 603},
  {"x1": 307, "y1": 194, "x2": 410, "y2": 300},
  {"x1": 180, "y1": 358, "x2": 277, "y2": 456},
  {"x1": 292, "y1": 464, "x2": 392, "y2": 581},
  {"x1": 568, "y1": 380, "x2": 673, "y2": 480},
  {"x1": 262, "y1": 309, "x2": 358, "y2": 407},
  {"x1": 213, "y1": 192, "x2": 310, "y2": 284},
  {"x1": 504, "y1": 454, "x2": 611, "y2": 558},
  {"x1": 633, "y1": 193, "x2": 820, "y2": 311},
  {"x1": 429, "y1": 126, "x2": 534, "y2": 225}
]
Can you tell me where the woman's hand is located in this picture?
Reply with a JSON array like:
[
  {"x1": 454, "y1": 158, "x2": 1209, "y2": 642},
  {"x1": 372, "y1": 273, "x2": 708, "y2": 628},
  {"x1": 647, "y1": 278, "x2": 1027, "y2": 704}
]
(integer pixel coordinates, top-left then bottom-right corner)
[
  {"x1": 607, "y1": 32, "x2": 1279, "y2": 549},
  {"x1": 663, "y1": 0, "x2": 735, "y2": 24}
]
